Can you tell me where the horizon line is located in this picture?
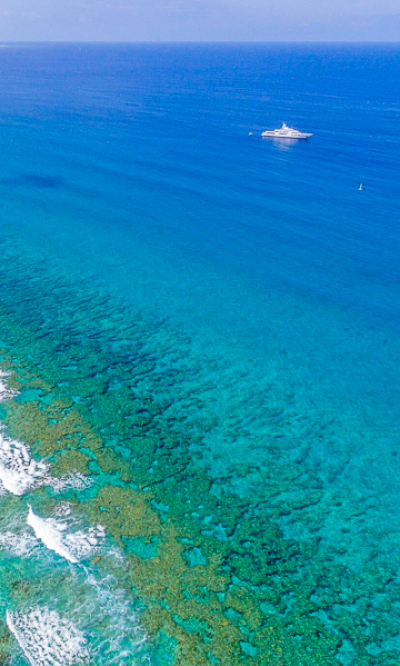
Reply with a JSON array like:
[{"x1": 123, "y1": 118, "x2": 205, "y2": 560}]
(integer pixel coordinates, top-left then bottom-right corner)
[{"x1": 0, "y1": 39, "x2": 399, "y2": 45}]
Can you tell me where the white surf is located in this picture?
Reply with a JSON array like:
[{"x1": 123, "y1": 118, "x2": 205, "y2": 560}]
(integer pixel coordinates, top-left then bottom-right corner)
[
  {"x1": 6, "y1": 607, "x2": 90, "y2": 666},
  {"x1": 0, "y1": 369, "x2": 18, "y2": 402},
  {"x1": 0, "y1": 434, "x2": 49, "y2": 496},
  {"x1": 27, "y1": 506, "x2": 105, "y2": 564},
  {"x1": 0, "y1": 530, "x2": 38, "y2": 557},
  {"x1": 0, "y1": 432, "x2": 90, "y2": 496}
]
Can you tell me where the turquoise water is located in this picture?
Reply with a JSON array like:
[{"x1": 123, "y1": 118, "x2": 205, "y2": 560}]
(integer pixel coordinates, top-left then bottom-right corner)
[{"x1": 0, "y1": 43, "x2": 399, "y2": 665}]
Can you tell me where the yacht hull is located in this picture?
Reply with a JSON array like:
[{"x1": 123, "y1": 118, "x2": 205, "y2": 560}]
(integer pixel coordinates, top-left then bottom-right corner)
[{"x1": 261, "y1": 132, "x2": 312, "y2": 139}]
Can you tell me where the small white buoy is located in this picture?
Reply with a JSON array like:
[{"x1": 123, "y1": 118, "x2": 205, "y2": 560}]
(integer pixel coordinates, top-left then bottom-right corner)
[{"x1": 249, "y1": 132, "x2": 253, "y2": 136}]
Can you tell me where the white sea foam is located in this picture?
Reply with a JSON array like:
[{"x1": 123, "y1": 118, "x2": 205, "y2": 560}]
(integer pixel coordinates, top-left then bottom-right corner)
[
  {"x1": 84, "y1": 571, "x2": 150, "y2": 664},
  {"x1": 0, "y1": 431, "x2": 90, "y2": 496},
  {"x1": 6, "y1": 607, "x2": 90, "y2": 666},
  {"x1": 47, "y1": 472, "x2": 91, "y2": 493},
  {"x1": 0, "y1": 369, "x2": 18, "y2": 402},
  {"x1": 0, "y1": 531, "x2": 38, "y2": 557},
  {"x1": 53, "y1": 501, "x2": 73, "y2": 517},
  {"x1": 0, "y1": 434, "x2": 49, "y2": 496},
  {"x1": 27, "y1": 506, "x2": 105, "y2": 564}
]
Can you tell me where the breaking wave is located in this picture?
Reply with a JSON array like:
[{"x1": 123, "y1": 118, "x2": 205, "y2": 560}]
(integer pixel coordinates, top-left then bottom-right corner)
[
  {"x1": 0, "y1": 369, "x2": 18, "y2": 402},
  {"x1": 6, "y1": 607, "x2": 90, "y2": 666},
  {"x1": 0, "y1": 434, "x2": 48, "y2": 496},
  {"x1": 27, "y1": 505, "x2": 105, "y2": 564},
  {"x1": 0, "y1": 370, "x2": 148, "y2": 665},
  {"x1": 0, "y1": 432, "x2": 90, "y2": 496}
]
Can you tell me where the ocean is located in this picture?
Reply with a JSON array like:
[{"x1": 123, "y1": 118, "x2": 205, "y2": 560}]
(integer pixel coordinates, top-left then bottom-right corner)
[{"x1": 0, "y1": 42, "x2": 399, "y2": 665}]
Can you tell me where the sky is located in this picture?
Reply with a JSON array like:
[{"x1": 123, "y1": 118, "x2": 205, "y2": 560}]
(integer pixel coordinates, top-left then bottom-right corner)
[{"x1": 0, "y1": 0, "x2": 399, "y2": 42}]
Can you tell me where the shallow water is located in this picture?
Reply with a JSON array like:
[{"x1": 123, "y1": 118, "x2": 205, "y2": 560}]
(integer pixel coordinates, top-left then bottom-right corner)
[{"x1": 0, "y1": 43, "x2": 399, "y2": 665}]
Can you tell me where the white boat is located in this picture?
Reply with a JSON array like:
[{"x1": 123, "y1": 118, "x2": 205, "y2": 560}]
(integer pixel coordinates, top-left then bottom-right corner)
[{"x1": 262, "y1": 122, "x2": 313, "y2": 139}]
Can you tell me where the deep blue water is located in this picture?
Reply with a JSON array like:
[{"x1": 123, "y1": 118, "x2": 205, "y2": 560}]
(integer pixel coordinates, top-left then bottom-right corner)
[{"x1": 0, "y1": 43, "x2": 399, "y2": 665}]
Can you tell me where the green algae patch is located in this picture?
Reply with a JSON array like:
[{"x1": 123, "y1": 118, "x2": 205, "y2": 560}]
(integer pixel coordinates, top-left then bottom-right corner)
[
  {"x1": 87, "y1": 486, "x2": 161, "y2": 543},
  {"x1": 0, "y1": 621, "x2": 13, "y2": 664}
]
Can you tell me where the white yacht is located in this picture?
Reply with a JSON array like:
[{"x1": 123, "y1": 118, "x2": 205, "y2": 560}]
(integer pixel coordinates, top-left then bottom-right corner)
[{"x1": 262, "y1": 122, "x2": 313, "y2": 139}]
